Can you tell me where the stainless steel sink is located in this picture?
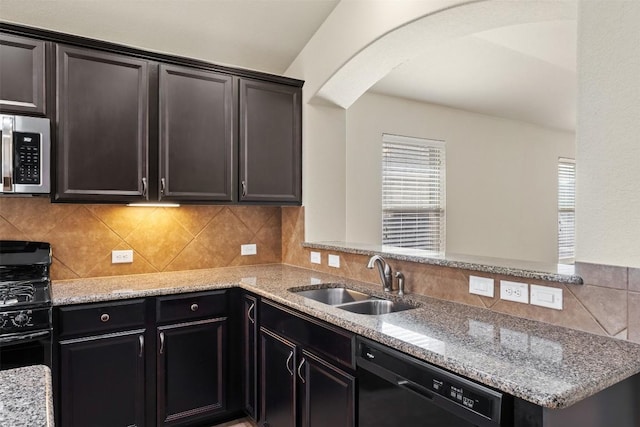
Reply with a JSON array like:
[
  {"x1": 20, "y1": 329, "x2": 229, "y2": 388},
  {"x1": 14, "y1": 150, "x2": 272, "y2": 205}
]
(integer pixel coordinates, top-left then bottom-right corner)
[
  {"x1": 293, "y1": 287, "x2": 372, "y2": 305},
  {"x1": 336, "y1": 299, "x2": 415, "y2": 315},
  {"x1": 291, "y1": 286, "x2": 417, "y2": 315}
]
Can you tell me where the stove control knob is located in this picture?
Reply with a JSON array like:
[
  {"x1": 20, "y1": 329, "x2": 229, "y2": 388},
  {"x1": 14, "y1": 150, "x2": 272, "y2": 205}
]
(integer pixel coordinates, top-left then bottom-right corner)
[{"x1": 12, "y1": 311, "x2": 31, "y2": 327}]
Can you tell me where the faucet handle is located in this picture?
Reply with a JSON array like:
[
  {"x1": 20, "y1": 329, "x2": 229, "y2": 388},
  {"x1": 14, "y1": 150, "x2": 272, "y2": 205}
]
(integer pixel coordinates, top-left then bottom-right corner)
[{"x1": 395, "y1": 272, "x2": 405, "y2": 297}]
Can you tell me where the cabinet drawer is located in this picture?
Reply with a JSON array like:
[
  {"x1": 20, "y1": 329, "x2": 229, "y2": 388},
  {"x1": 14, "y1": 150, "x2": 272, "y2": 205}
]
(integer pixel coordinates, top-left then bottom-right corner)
[
  {"x1": 58, "y1": 299, "x2": 146, "y2": 338},
  {"x1": 260, "y1": 300, "x2": 355, "y2": 370},
  {"x1": 156, "y1": 290, "x2": 227, "y2": 324}
]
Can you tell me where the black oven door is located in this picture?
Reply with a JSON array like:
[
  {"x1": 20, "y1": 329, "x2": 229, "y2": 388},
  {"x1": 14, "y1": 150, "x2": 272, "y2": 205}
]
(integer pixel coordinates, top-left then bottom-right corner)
[{"x1": 0, "y1": 329, "x2": 52, "y2": 370}]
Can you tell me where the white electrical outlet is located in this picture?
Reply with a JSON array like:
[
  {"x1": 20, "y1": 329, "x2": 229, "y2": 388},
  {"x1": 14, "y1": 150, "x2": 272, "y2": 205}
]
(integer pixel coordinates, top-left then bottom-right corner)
[
  {"x1": 328, "y1": 254, "x2": 340, "y2": 268},
  {"x1": 241, "y1": 244, "x2": 257, "y2": 256},
  {"x1": 469, "y1": 276, "x2": 494, "y2": 297},
  {"x1": 500, "y1": 280, "x2": 529, "y2": 304},
  {"x1": 310, "y1": 251, "x2": 321, "y2": 264},
  {"x1": 112, "y1": 250, "x2": 133, "y2": 264},
  {"x1": 530, "y1": 284, "x2": 563, "y2": 310}
]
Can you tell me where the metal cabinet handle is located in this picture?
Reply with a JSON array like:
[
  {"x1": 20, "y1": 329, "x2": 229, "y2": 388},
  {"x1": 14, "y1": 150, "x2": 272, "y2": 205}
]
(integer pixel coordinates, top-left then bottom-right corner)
[
  {"x1": 241, "y1": 180, "x2": 247, "y2": 197},
  {"x1": 285, "y1": 351, "x2": 294, "y2": 376},
  {"x1": 297, "y1": 358, "x2": 306, "y2": 383},
  {"x1": 160, "y1": 178, "x2": 166, "y2": 195},
  {"x1": 139, "y1": 335, "x2": 144, "y2": 358},
  {"x1": 159, "y1": 332, "x2": 165, "y2": 354},
  {"x1": 190, "y1": 303, "x2": 199, "y2": 312},
  {"x1": 141, "y1": 177, "x2": 147, "y2": 197},
  {"x1": 100, "y1": 313, "x2": 110, "y2": 322},
  {"x1": 247, "y1": 302, "x2": 255, "y2": 324}
]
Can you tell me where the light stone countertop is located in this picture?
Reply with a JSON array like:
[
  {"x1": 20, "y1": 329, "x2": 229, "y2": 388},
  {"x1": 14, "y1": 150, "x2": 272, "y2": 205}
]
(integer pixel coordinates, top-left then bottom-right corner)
[
  {"x1": 52, "y1": 264, "x2": 640, "y2": 409},
  {"x1": 0, "y1": 365, "x2": 54, "y2": 427}
]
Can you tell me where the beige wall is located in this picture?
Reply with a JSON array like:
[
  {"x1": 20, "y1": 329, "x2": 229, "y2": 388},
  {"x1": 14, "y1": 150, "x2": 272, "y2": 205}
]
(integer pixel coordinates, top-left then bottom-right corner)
[
  {"x1": 576, "y1": 0, "x2": 640, "y2": 268},
  {"x1": 346, "y1": 92, "x2": 575, "y2": 263}
]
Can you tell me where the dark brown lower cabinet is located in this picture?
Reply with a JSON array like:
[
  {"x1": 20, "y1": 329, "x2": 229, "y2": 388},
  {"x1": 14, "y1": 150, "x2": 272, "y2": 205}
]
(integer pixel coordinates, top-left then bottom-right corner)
[
  {"x1": 260, "y1": 304, "x2": 356, "y2": 427},
  {"x1": 59, "y1": 330, "x2": 146, "y2": 427},
  {"x1": 242, "y1": 293, "x2": 259, "y2": 420},
  {"x1": 157, "y1": 317, "x2": 227, "y2": 426},
  {"x1": 299, "y1": 350, "x2": 355, "y2": 427},
  {"x1": 260, "y1": 328, "x2": 297, "y2": 427}
]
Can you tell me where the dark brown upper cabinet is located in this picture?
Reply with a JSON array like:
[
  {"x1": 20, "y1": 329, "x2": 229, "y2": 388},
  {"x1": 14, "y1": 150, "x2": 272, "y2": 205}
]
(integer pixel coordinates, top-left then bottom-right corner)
[
  {"x1": 0, "y1": 33, "x2": 47, "y2": 115},
  {"x1": 239, "y1": 78, "x2": 302, "y2": 204},
  {"x1": 159, "y1": 64, "x2": 235, "y2": 202},
  {"x1": 55, "y1": 44, "x2": 149, "y2": 202}
]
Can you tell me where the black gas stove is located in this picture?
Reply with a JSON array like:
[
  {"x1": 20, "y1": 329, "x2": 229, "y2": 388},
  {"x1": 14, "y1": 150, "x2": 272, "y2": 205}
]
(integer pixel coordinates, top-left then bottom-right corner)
[{"x1": 0, "y1": 240, "x2": 53, "y2": 369}]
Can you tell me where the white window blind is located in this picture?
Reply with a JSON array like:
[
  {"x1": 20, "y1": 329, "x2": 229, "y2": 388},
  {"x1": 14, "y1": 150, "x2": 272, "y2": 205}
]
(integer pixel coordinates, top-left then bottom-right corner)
[
  {"x1": 558, "y1": 158, "x2": 576, "y2": 261},
  {"x1": 382, "y1": 134, "x2": 445, "y2": 254}
]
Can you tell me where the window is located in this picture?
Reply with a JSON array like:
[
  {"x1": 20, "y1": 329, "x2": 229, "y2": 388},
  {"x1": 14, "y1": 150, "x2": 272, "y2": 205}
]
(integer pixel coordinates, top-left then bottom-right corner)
[
  {"x1": 558, "y1": 158, "x2": 576, "y2": 261},
  {"x1": 382, "y1": 134, "x2": 445, "y2": 254}
]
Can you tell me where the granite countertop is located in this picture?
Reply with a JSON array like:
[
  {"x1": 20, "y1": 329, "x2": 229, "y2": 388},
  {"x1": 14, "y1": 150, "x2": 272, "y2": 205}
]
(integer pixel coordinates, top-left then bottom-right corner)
[
  {"x1": 0, "y1": 365, "x2": 54, "y2": 427},
  {"x1": 303, "y1": 241, "x2": 583, "y2": 284},
  {"x1": 52, "y1": 264, "x2": 640, "y2": 409}
]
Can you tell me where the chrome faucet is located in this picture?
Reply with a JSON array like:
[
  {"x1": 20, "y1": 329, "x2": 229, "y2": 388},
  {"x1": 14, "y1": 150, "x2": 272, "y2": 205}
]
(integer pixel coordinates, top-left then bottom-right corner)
[{"x1": 367, "y1": 255, "x2": 393, "y2": 292}]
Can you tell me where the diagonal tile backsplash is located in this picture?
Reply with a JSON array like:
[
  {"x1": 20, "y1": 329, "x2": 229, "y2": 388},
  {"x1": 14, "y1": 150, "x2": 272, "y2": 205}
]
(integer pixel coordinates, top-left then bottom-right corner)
[{"x1": 0, "y1": 197, "x2": 281, "y2": 280}]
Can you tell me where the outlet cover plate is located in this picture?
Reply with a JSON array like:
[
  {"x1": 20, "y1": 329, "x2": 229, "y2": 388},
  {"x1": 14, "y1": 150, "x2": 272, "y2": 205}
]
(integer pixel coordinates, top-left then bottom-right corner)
[
  {"x1": 500, "y1": 280, "x2": 529, "y2": 304},
  {"x1": 310, "y1": 251, "x2": 321, "y2": 264},
  {"x1": 328, "y1": 254, "x2": 340, "y2": 268},
  {"x1": 241, "y1": 244, "x2": 257, "y2": 256},
  {"x1": 112, "y1": 250, "x2": 133, "y2": 264},
  {"x1": 530, "y1": 284, "x2": 563, "y2": 310},
  {"x1": 469, "y1": 276, "x2": 494, "y2": 297}
]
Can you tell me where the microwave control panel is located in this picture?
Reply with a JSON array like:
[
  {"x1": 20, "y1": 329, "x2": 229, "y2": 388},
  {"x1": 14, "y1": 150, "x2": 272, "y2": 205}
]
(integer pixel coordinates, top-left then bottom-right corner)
[{"x1": 13, "y1": 132, "x2": 41, "y2": 185}]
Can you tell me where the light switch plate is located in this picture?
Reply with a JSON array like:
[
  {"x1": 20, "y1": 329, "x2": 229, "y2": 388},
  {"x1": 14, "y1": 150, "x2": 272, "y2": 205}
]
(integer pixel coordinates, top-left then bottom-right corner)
[
  {"x1": 241, "y1": 244, "x2": 257, "y2": 256},
  {"x1": 469, "y1": 276, "x2": 494, "y2": 297},
  {"x1": 530, "y1": 284, "x2": 563, "y2": 310},
  {"x1": 500, "y1": 280, "x2": 529, "y2": 304},
  {"x1": 310, "y1": 251, "x2": 321, "y2": 264},
  {"x1": 328, "y1": 254, "x2": 340, "y2": 268},
  {"x1": 112, "y1": 250, "x2": 133, "y2": 264}
]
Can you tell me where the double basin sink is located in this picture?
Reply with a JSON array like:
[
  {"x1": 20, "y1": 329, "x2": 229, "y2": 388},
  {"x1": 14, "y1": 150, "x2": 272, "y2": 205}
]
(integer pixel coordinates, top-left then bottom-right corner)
[{"x1": 292, "y1": 286, "x2": 417, "y2": 315}]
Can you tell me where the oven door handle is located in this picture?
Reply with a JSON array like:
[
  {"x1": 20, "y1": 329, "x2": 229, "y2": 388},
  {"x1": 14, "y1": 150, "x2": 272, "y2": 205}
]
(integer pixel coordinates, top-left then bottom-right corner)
[{"x1": 0, "y1": 330, "x2": 50, "y2": 345}]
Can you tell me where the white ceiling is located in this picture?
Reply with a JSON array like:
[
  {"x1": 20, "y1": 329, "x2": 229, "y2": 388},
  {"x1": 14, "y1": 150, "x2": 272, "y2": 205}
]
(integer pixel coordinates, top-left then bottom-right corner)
[
  {"x1": 0, "y1": 0, "x2": 340, "y2": 74},
  {"x1": 370, "y1": 19, "x2": 577, "y2": 132},
  {"x1": 0, "y1": 0, "x2": 576, "y2": 131}
]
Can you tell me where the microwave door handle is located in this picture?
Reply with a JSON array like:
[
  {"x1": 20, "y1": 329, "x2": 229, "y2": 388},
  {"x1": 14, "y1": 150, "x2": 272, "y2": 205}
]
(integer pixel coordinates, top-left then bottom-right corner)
[{"x1": 1, "y1": 116, "x2": 14, "y2": 192}]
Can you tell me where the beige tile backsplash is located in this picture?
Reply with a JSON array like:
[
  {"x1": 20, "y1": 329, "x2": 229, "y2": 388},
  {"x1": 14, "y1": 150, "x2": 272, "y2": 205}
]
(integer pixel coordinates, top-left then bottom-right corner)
[
  {"x1": 2, "y1": 198, "x2": 638, "y2": 344},
  {"x1": 0, "y1": 197, "x2": 281, "y2": 280}
]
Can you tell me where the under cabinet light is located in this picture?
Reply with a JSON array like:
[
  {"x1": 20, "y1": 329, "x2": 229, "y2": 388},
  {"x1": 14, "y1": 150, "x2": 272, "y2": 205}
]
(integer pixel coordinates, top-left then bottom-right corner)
[{"x1": 126, "y1": 203, "x2": 181, "y2": 208}]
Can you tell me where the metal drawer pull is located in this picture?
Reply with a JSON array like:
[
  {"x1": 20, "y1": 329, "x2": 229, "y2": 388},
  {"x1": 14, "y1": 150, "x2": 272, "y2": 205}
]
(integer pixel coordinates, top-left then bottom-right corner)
[
  {"x1": 160, "y1": 177, "x2": 166, "y2": 195},
  {"x1": 139, "y1": 335, "x2": 144, "y2": 358},
  {"x1": 241, "y1": 180, "x2": 247, "y2": 197},
  {"x1": 159, "y1": 332, "x2": 165, "y2": 354},
  {"x1": 285, "y1": 351, "x2": 294, "y2": 376},
  {"x1": 297, "y1": 358, "x2": 306, "y2": 383},
  {"x1": 247, "y1": 302, "x2": 255, "y2": 324},
  {"x1": 100, "y1": 313, "x2": 110, "y2": 322},
  {"x1": 141, "y1": 177, "x2": 147, "y2": 197},
  {"x1": 190, "y1": 303, "x2": 199, "y2": 312}
]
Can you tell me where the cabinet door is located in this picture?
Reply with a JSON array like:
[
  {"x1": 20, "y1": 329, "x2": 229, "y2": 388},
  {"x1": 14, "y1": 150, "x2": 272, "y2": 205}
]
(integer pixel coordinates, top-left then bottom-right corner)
[
  {"x1": 159, "y1": 64, "x2": 234, "y2": 202},
  {"x1": 260, "y1": 328, "x2": 296, "y2": 427},
  {"x1": 299, "y1": 350, "x2": 355, "y2": 427},
  {"x1": 242, "y1": 293, "x2": 258, "y2": 419},
  {"x1": 0, "y1": 33, "x2": 47, "y2": 115},
  {"x1": 59, "y1": 330, "x2": 146, "y2": 427},
  {"x1": 157, "y1": 318, "x2": 227, "y2": 426},
  {"x1": 239, "y1": 78, "x2": 301, "y2": 204},
  {"x1": 56, "y1": 44, "x2": 149, "y2": 201}
]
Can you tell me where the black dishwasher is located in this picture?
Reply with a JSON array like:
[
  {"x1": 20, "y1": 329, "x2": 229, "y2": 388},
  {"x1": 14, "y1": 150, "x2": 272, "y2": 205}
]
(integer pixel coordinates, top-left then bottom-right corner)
[{"x1": 357, "y1": 337, "x2": 511, "y2": 427}]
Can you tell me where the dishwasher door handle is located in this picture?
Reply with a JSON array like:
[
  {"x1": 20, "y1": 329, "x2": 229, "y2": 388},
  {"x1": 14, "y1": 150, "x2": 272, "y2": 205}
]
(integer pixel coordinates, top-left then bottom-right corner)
[{"x1": 396, "y1": 378, "x2": 434, "y2": 401}]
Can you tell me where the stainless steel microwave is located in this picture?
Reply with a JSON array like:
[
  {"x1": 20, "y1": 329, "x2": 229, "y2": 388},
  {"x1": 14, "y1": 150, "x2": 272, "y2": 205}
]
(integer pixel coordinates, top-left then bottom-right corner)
[{"x1": 0, "y1": 114, "x2": 51, "y2": 194}]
